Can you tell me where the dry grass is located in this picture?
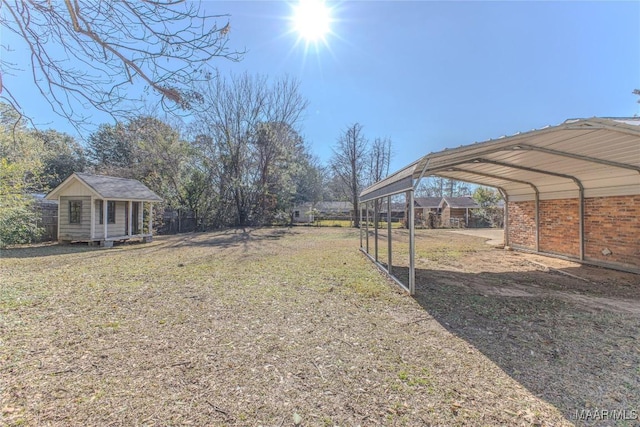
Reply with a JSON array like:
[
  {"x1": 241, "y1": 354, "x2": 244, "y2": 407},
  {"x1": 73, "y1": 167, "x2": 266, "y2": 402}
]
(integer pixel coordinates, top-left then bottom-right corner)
[{"x1": 1, "y1": 227, "x2": 637, "y2": 426}]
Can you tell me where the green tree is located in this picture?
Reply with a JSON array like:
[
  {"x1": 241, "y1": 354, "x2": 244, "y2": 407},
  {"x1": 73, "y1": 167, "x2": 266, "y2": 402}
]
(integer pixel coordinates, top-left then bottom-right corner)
[
  {"x1": 87, "y1": 123, "x2": 133, "y2": 169},
  {"x1": 293, "y1": 153, "x2": 325, "y2": 205},
  {"x1": 34, "y1": 130, "x2": 87, "y2": 189},
  {"x1": 126, "y1": 116, "x2": 193, "y2": 219},
  {"x1": 0, "y1": 159, "x2": 42, "y2": 246},
  {"x1": 88, "y1": 115, "x2": 194, "y2": 229},
  {"x1": 472, "y1": 186, "x2": 503, "y2": 227},
  {"x1": 0, "y1": 103, "x2": 87, "y2": 245},
  {"x1": 0, "y1": 106, "x2": 42, "y2": 245}
]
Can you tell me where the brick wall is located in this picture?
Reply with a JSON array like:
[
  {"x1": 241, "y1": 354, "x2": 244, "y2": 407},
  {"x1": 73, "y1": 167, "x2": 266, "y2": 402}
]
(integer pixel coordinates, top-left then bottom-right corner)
[
  {"x1": 508, "y1": 201, "x2": 536, "y2": 248},
  {"x1": 539, "y1": 199, "x2": 580, "y2": 257},
  {"x1": 584, "y1": 195, "x2": 640, "y2": 268},
  {"x1": 509, "y1": 199, "x2": 581, "y2": 256},
  {"x1": 509, "y1": 196, "x2": 639, "y2": 270},
  {"x1": 441, "y1": 206, "x2": 450, "y2": 227}
]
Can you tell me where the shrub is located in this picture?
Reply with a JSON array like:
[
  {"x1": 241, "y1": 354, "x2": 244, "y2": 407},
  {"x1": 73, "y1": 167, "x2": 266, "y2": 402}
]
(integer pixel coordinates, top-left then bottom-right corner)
[{"x1": 0, "y1": 199, "x2": 43, "y2": 247}]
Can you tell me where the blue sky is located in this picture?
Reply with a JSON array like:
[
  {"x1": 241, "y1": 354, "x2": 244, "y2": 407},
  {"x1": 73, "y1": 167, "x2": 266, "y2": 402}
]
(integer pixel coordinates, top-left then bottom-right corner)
[{"x1": 5, "y1": 1, "x2": 640, "y2": 173}]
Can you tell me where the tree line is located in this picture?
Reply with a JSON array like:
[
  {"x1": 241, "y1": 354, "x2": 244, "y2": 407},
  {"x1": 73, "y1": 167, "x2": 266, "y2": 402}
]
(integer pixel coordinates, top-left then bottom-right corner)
[{"x1": 0, "y1": 73, "x2": 395, "y2": 244}]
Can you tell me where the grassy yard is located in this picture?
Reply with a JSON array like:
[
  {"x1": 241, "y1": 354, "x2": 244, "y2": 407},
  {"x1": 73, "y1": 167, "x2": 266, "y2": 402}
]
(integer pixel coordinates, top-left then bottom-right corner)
[
  {"x1": 1, "y1": 227, "x2": 638, "y2": 426},
  {"x1": 299, "y1": 220, "x2": 404, "y2": 229}
]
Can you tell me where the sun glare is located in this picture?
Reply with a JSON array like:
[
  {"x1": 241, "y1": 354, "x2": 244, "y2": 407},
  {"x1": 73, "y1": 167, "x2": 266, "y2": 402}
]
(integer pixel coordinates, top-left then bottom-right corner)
[{"x1": 292, "y1": 0, "x2": 332, "y2": 43}]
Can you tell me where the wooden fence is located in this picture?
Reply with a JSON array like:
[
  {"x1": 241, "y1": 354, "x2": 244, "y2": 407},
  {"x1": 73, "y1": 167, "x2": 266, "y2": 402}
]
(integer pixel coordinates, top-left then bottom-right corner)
[{"x1": 35, "y1": 200, "x2": 58, "y2": 242}]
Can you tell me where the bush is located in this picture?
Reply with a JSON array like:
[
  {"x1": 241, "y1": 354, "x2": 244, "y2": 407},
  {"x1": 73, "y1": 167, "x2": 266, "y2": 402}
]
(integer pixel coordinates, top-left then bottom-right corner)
[{"x1": 0, "y1": 201, "x2": 43, "y2": 247}]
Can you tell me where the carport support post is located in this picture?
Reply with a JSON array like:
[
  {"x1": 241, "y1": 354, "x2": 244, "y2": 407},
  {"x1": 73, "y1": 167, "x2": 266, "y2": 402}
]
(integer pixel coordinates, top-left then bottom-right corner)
[
  {"x1": 365, "y1": 201, "x2": 370, "y2": 254},
  {"x1": 387, "y1": 196, "x2": 392, "y2": 275},
  {"x1": 535, "y1": 192, "x2": 540, "y2": 252},
  {"x1": 407, "y1": 190, "x2": 415, "y2": 295},
  {"x1": 499, "y1": 189, "x2": 509, "y2": 247},
  {"x1": 374, "y1": 200, "x2": 379, "y2": 262},
  {"x1": 579, "y1": 189, "x2": 584, "y2": 260},
  {"x1": 359, "y1": 203, "x2": 363, "y2": 248}
]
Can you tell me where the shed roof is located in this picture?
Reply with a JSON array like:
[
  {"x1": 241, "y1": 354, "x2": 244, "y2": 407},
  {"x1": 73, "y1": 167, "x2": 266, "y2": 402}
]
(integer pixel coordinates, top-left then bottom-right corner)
[
  {"x1": 46, "y1": 173, "x2": 162, "y2": 202},
  {"x1": 361, "y1": 117, "x2": 640, "y2": 203},
  {"x1": 415, "y1": 197, "x2": 442, "y2": 208}
]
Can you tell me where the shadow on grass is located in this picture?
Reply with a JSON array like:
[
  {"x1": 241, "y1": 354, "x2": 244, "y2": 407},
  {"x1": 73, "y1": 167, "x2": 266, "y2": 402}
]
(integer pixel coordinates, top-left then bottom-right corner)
[
  {"x1": 1, "y1": 227, "x2": 300, "y2": 259},
  {"x1": 132, "y1": 227, "x2": 300, "y2": 254},
  {"x1": 178, "y1": 227, "x2": 297, "y2": 248},
  {"x1": 389, "y1": 264, "x2": 640, "y2": 425},
  {"x1": 0, "y1": 242, "x2": 102, "y2": 259}
]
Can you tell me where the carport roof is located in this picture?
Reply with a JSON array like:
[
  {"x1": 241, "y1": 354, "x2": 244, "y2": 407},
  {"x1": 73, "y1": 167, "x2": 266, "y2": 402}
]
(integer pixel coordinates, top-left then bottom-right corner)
[{"x1": 360, "y1": 117, "x2": 640, "y2": 202}]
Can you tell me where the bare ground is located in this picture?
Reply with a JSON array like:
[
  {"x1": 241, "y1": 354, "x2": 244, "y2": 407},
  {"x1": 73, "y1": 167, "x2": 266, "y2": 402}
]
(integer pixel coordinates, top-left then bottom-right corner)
[{"x1": 1, "y1": 227, "x2": 638, "y2": 426}]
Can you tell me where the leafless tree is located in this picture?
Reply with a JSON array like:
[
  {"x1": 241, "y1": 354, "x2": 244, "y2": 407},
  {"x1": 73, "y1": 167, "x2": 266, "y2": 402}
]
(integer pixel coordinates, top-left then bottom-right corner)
[
  {"x1": 190, "y1": 73, "x2": 309, "y2": 226},
  {"x1": 330, "y1": 122, "x2": 368, "y2": 227},
  {"x1": 0, "y1": 0, "x2": 242, "y2": 130},
  {"x1": 415, "y1": 176, "x2": 472, "y2": 197},
  {"x1": 367, "y1": 137, "x2": 392, "y2": 185},
  {"x1": 367, "y1": 136, "x2": 392, "y2": 214}
]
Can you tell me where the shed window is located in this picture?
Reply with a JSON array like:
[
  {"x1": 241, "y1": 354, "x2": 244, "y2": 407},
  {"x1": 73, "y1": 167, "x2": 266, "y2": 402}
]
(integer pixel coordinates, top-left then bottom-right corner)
[
  {"x1": 69, "y1": 200, "x2": 82, "y2": 224},
  {"x1": 99, "y1": 201, "x2": 116, "y2": 224},
  {"x1": 294, "y1": 210, "x2": 300, "y2": 218}
]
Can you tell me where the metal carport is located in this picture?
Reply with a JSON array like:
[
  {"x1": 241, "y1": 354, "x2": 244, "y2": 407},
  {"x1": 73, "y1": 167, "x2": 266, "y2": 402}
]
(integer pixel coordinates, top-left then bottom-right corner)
[{"x1": 359, "y1": 117, "x2": 640, "y2": 294}]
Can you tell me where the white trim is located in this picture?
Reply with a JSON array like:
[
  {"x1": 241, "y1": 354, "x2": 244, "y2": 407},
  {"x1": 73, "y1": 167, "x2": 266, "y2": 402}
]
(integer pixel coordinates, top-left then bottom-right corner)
[
  {"x1": 56, "y1": 196, "x2": 61, "y2": 240},
  {"x1": 46, "y1": 173, "x2": 100, "y2": 200},
  {"x1": 128, "y1": 200, "x2": 133, "y2": 237},
  {"x1": 90, "y1": 196, "x2": 95, "y2": 239},
  {"x1": 103, "y1": 199, "x2": 108, "y2": 240}
]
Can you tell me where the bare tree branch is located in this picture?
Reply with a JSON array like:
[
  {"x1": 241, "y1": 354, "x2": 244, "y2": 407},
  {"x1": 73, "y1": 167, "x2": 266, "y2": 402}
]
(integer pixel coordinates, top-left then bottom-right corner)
[{"x1": 0, "y1": 0, "x2": 243, "y2": 131}]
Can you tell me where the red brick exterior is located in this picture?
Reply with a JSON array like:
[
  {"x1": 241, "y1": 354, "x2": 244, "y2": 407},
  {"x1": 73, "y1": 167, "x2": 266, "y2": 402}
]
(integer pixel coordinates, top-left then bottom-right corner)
[
  {"x1": 584, "y1": 195, "x2": 640, "y2": 268},
  {"x1": 441, "y1": 205, "x2": 450, "y2": 227},
  {"x1": 539, "y1": 199, "x2": 580, "y2": 257},
  {"x1": 507, "y1": 201, "x2": 536, "y2": 248},
  {"x1": 508, "y1": 196, "x2": 639, "y2": 270},
  {"x1": 441, "y1": 207, "x2": 472, "y2": 227}
]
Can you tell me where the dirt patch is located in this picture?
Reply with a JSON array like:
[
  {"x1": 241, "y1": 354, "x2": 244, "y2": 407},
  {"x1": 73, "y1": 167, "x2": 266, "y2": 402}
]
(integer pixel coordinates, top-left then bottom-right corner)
[
  {"x1": 447, "y1": 228, "x2": 505, "y2": 246},
  {"x1": 1, "y1": 228, "x2": 638, "y2": 426},
  {"x1": 400, "y1": 230, "x2": 640, "y2": 425}
]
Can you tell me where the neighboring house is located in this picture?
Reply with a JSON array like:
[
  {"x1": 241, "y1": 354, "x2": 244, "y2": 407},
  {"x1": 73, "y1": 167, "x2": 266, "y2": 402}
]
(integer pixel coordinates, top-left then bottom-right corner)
[
  {"x1": 439, "y1": 196, "x2": 480, "y2": 227},
  {"x1": 292, "y1": 201, "x2": 353, "y2": 223},
  {"x1": 378, "y1": 202, "x2": 405, "y2": 221},
  {"x1": 317, "y1": 201, "x2": 352, "y2": 216},
  {"x1": 414, "y1": 197, "x2": 442, "y2": 228},
  {"x1": 292, "y1": 202, "x2": 314, "y2": 223},
  {"x1": 45, "y1": 173, "x2": 162, "y2": 247}
]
